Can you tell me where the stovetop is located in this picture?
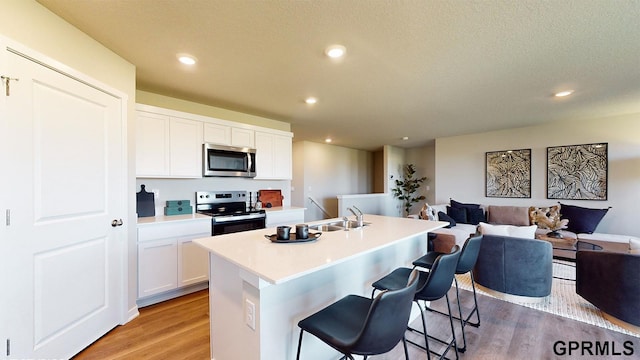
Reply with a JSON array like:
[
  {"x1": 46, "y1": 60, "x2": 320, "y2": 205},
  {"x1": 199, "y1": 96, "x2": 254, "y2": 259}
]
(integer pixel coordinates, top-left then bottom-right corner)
[{"x1": 195, "y1": 190, "x2": 265, "y2": 218}]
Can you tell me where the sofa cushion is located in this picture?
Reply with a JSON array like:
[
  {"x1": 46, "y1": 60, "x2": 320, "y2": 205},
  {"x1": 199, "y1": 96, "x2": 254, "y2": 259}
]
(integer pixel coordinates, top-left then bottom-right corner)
[
  {"x1": 447, "y1": 206, "x2": 467, "y2": 224},
  {"x1": 488, "y1": 205, "x2": 530, "y2": 226},
  {"x1": 437, "y1": 211, "x2": 456, "y2": 228},
  {"x1": 560, "y1": 203, "x2": 610, "y2": 234},
  {"x1": 479, "y1": 222, "x2": 537, "y2": 239}
]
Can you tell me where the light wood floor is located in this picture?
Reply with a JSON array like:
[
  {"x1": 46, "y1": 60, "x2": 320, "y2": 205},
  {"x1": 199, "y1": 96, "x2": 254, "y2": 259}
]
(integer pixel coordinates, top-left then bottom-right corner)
[{"x1": 73, "y1": 288, "x2": 639, "y2": 359}]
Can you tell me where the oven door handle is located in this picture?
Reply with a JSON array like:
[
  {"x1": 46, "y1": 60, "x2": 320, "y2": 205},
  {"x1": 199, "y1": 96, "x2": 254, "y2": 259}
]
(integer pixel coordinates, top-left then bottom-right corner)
[{"x1": 213, "y1": 213, "x2": 266, "y2": 223}]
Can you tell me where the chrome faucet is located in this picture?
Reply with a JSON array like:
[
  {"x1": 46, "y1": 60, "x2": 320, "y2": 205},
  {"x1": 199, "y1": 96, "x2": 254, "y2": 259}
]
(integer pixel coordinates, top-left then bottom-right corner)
[{"x1": 347, "y1": 206, "x2": 364, "y2": 228}]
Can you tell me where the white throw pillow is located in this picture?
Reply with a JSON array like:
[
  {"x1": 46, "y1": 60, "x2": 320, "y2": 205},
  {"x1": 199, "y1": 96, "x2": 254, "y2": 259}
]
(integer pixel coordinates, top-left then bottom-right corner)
[
  {"x1": 478, "y1": 222, "x2": 537, "y2": 239},
  {"x1": 630, "y1": 238, "x2": 640, "y2": 255}
]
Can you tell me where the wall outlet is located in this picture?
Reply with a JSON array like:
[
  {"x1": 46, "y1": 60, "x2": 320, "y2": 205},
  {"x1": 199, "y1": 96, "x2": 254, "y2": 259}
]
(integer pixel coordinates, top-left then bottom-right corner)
[
  {"x1": 245, "y1": 299, "x2": 256, "y2": 330},
  {"x1": 151, "y1": 189, "x2": 160, "y2": 199}
]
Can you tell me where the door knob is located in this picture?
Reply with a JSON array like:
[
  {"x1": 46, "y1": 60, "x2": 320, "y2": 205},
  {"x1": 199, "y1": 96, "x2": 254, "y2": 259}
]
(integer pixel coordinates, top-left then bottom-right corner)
[{"x1": 111, "y1": 219, "x2": 123, "y2": 227}]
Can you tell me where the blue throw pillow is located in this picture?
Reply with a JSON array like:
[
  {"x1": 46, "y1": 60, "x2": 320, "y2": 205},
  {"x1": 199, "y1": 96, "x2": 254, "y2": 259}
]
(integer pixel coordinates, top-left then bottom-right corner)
[
  {"x1": 560, "y1": 203, "x2": 610, "y2": 234},
  {"x1": 438, "y1": 211, "x2": 456, "y2": 228},
  {"x1": 466, "y1": 207, "x2": 486, "y2": 225},
  {"x1": 447, "y1": 206, "x2": 467, "y2": 224},
  {"x1": 450, "y1": 199, "x2": 481, "y2": 209}
]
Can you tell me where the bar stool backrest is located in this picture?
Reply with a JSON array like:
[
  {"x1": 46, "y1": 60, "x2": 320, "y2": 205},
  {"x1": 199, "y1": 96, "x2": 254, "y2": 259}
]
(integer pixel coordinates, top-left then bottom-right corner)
[
  {"x1": 415, "y1": 245, "x2": 461, "y2": 301},
  {"x1": 349, "y1": 269, "x2": 420, "y2": 354}
]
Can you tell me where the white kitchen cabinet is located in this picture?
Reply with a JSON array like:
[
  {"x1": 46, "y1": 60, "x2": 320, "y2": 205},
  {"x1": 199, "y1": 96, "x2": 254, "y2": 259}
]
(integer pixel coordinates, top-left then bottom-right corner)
[
  {"x1": 203, "y1": 123, "x2": 255, "y2": 148},
  {"x1": 138, "y1": 238, "x2": 178, "y2": 298},
  {"x1": 255, "y1": 131, "x2": 293, "y2": 179},
  {"x1": 137, "y1": 216, "x2": 210, "y2": 304},
  {"x1": 136, "y1": 111, "x2": 203, "y2": 178},
  {"x1": 203, "y1": 123, "x2": 232, "y2": 145},
  {"x1": 178, "y1": 238, "x2": 209, "y2": 286},
  {"x1": 231, "y1": 127, "x2": 255, "y2": 148}
]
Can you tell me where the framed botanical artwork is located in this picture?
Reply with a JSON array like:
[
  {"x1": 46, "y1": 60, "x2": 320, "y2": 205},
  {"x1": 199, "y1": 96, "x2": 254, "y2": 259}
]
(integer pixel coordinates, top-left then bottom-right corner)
[
  {"x1": 486, "y1": 149, "x2": 531, "y2": 198},
  {"x1": 547, "y1": 143, "x2": 608, "y2": 200}
]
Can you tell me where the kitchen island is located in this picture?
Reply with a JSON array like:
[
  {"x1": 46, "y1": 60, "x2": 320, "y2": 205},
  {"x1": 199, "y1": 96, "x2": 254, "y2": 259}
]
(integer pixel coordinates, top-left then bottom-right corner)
[{"x1": 194, "y1": 214, "x2": 447, "y2": 360}]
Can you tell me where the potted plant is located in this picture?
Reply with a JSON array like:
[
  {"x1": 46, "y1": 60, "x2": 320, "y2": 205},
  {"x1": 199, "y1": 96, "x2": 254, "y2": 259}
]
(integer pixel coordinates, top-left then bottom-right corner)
[{"x1": 392, "y1": 164, "x2": 428, "y2": 216}]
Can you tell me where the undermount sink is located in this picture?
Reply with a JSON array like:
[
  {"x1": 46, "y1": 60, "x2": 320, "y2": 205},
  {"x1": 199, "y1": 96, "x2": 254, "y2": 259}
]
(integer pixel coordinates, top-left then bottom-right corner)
[{"x1": 309, "y1": 220, "x2": 371, "y2": 232}]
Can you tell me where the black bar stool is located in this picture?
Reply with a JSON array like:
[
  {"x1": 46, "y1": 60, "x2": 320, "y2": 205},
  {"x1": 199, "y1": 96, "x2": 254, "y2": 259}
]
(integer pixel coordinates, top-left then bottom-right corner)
[
  {"x1": 412, "y1": 234, "x2": 483, "y2": 352},
  {"x1": 372, "y1": 246, "x2": 461, "y2": 360},
  {"x1": 296, "y1": 269, "x2": 420, "y2": 360}
]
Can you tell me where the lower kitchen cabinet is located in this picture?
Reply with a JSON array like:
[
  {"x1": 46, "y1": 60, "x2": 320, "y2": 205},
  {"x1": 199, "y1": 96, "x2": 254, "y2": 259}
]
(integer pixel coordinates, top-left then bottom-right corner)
[{"x1": 137, "y1": 215, "x2": 211, "y2": 306}]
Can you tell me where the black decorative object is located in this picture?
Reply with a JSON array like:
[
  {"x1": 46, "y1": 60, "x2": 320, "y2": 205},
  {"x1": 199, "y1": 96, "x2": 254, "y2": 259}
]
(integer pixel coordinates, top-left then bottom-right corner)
[
  {"x1": 486, "y1": 149, "x2": 531, "y2": 198},
  {"x1": 547, "y1": 143, "x2": 608, "y2": 200}
]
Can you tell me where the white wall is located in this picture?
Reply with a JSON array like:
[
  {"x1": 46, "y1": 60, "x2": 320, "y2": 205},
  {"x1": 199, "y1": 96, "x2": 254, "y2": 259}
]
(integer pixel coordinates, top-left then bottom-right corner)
[
  {"x1": 2, "y1": 0, "x2": 138, "y2": 320},
  {"x1": 435, "y1": 113, "x2": 640, "y2": 237},
  {"x1": 293, "y1": 141, "x2": 373, "y2": 221},
  {"x1": 407, "y1": 143, "x2": 436, "y2": 204}
]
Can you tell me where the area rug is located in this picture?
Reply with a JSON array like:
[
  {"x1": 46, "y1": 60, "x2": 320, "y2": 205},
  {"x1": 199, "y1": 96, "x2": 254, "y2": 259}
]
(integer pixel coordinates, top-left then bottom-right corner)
[{"x1": 455, "y1": 260, "x2": 639, "y2": 338}]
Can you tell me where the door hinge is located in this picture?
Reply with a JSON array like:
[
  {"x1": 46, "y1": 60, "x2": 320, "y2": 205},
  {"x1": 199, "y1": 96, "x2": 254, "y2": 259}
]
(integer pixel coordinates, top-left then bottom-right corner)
[
  {"x1": 6, "y1": 338, "x2": 10, "y2": 356},
  {"x1": 1, "y1": 75, "x2": 19, "y2": 96},
  {"x1": 5, "y1": 209, "x2": 10, "y2": 226}
]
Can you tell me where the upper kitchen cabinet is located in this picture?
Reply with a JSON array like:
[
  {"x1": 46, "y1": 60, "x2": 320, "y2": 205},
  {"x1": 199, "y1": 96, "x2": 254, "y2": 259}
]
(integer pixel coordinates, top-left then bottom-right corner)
[
  {"x1": 255, "y1": 131, "x2": 293, "y2": 180},
  {"x1": 136, "y1": 103, "x2": 293, "y2": 179},
  {"x1": 203, "y1": 123, "x2": 255, "y2": 148},
  {"x1": 136, "y1": 105, "x2": 202, "y2": 178}
]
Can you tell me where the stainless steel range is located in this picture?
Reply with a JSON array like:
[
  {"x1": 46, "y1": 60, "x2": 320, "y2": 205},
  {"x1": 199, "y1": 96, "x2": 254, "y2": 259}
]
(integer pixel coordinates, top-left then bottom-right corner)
[{"x1": 196, "y1": 190, "x2": 266, "y2": 235}]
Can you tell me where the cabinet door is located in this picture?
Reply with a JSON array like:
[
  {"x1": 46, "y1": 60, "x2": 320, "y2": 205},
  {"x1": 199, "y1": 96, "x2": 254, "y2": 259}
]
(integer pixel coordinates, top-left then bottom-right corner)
[
  {"x1": 255, "y1": 131, "x2": 275, "y2": 178},
  {"x1": 255, "y1": 132, "x2": 293, "y2": 179},
  {"x1": 169, "y1": 117, "x2": 202, "y2": 177},
  {"x1": 136, "y1": 112, "x2": 170, "y2": 176},
  {"x1": 273, "y1": 134, "x2": 293, "y2": 179},
  {"x1": 203, "y1": 123, "x2": 232, "y2": 145},
  {"x1": 178, "y1": 237, "x2": 210, "y2": 287},
  {"x1": 138, "y1": 239, "x2": 178, "y2": 298},
  {"x1": 231, "y1": 127, "x2": 255, "y2": 148}
]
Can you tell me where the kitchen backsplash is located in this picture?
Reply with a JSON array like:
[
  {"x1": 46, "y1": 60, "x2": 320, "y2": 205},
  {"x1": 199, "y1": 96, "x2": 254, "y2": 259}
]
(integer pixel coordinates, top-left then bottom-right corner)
[{"x1": 136, "y1": 177, "x2": 292, "y2": 215}]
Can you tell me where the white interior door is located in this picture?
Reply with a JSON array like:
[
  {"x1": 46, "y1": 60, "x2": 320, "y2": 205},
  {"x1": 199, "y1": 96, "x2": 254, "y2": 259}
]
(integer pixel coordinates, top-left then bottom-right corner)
[{"x1": 2, "y1": 43, "x2": 125, "y2": 359}]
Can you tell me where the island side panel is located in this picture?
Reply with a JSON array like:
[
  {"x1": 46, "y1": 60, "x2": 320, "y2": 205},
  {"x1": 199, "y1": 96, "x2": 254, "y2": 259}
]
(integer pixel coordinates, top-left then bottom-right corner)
[{"x1": 208, "y1": 233, "x2": 428, "y2": 360}]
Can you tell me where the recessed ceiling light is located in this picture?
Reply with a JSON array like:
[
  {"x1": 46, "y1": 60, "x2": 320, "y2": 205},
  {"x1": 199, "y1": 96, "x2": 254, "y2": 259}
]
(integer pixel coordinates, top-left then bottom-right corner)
[
  {"x1": 305, "y1": 97, "x2": 317, "y2": 105},
  {"x1": 177, "y1": 54, "x2": 197, "y2": 65},
  {"x1": 554, "y1": 90, "x2": 574, "y2": 97},
  {"x1": 402, "y1": 136, "x2": 409, "y2": 141},
  {"x1": 325, "y1": 138, "x2": 332, "y2": 143},
  {"x1": 325, "y1": 45, "x2": 346, "y2": 59}
]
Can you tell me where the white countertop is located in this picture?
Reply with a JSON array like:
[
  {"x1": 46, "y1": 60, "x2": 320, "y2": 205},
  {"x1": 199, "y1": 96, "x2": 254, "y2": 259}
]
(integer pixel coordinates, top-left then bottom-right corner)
[
  {"x1": 137, "y1": 213, "x2": 211, "y2": 225},
  {"x1": 193, "y1": 214, "x2": 447, "y2": 284}
]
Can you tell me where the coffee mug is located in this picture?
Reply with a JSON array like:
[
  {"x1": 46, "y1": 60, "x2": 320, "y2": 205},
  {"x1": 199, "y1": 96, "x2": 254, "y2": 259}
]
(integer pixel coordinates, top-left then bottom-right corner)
[
  {"x1": 277, "y1": 226, "x2": 291, "y2": 240},
  {"x1": 296, "y1": 224, "x2": 309, "y2": 239}
]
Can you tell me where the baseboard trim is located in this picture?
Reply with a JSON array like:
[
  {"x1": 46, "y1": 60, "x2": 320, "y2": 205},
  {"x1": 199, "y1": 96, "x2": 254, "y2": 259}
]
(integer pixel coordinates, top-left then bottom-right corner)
[{"x1": 136, "y1": 282, "x2": 209, "y2": 308}]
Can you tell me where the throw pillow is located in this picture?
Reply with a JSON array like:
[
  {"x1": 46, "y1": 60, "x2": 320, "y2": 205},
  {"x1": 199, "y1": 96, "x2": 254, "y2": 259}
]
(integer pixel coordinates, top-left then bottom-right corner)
[
  {"x1": 450, "y1": 199, "x2": 481, "y2": 210},
  {"x1": 447, "y1": 206, "x2": 467, "y2": 224},
  {"x1": 478, "y1": 222, "x2": 537, "y2": 239},
  {"x1": 438, "y1": 211, "x2": 456, "y2": 228},
  {"x1": 560, "y1": 203, "x2": 610, "y2": 234},
  {"x1": 466, "y1": 207, "x2": 486, "y2": 225},
  {"x1": 630, "y1": 238, "x2": 640, "y2": 255},
  {"x1": 529, "y1": 205, "x2": 568, "y2": 230},
  {"x1": 419, "y1": 203, "x2": 436, "y2": 221},
  {"x1": 487, "y1": 206, "x2": 530, "y2": 226}
]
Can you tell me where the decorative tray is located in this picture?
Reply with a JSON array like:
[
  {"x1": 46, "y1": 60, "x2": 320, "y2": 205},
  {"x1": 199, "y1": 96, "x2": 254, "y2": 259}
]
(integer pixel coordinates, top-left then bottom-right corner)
[{"x1": 265, "y1": 232, "x2": 322, "y2": 243}]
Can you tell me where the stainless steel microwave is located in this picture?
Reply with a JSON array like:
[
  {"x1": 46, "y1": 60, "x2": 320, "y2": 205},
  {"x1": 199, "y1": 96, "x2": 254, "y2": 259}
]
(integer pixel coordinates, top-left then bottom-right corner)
[{"x1": 203, "y1": 144, "x2": 256, "y2": 177}]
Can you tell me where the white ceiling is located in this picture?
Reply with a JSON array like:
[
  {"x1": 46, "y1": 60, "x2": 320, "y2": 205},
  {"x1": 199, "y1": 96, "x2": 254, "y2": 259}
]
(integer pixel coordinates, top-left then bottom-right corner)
[{"x1": 38, "y1": 0, "x2": 640, "y2": 151}]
